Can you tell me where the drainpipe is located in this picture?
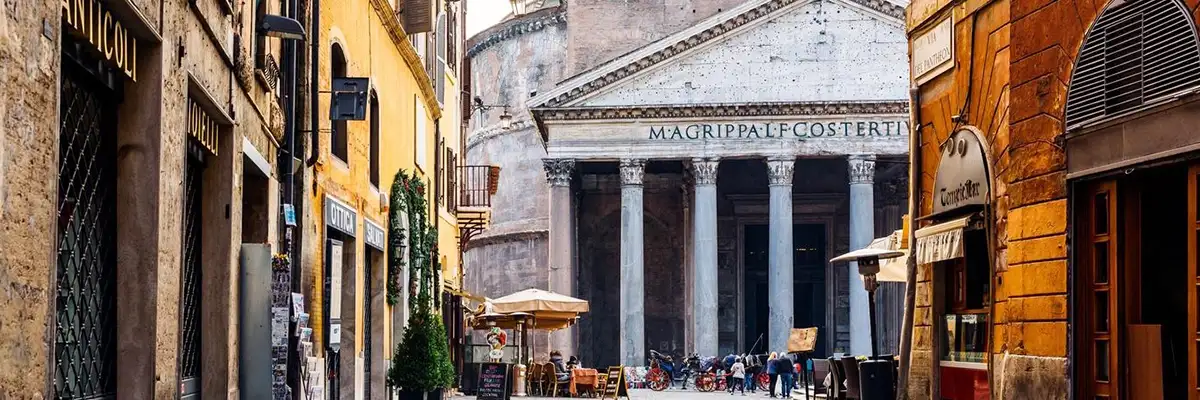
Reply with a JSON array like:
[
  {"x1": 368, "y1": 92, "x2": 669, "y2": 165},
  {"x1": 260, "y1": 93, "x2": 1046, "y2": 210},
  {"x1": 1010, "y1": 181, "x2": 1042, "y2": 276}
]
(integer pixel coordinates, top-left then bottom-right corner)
[
  {"x1": 306, "y1": 0, "x2": 321, "y2": 167},
  {"x1": 897, "y1": 86, "x2": 921, "y2": 399}
]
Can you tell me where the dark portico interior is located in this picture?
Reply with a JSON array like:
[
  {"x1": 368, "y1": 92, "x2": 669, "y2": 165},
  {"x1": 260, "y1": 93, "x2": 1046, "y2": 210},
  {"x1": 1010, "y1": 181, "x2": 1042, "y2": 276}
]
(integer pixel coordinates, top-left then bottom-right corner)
[{"x1": 573, "y1": 158, "x2": 908, "y2": 367}]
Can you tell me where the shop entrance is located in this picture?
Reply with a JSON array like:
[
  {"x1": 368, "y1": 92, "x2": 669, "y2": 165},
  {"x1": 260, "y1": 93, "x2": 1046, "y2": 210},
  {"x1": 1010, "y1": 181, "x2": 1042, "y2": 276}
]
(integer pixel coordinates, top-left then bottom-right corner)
[
  {"x1": 1075, "y1": 163, "x2": 1196, "y2": 399},
  {"x1": 742, "y1": 223, "x2": 827, "y2": 357}
]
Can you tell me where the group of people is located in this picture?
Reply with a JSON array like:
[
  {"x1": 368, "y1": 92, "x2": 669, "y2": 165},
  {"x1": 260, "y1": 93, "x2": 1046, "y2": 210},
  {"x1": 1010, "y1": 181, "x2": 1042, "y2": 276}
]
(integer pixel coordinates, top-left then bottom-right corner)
[
  {"x1": 547, "y1": 350, "x2": 581, "y2": 382},
  {"x1": 721, "y1": 352, "x2": 801, "y2": 398}
]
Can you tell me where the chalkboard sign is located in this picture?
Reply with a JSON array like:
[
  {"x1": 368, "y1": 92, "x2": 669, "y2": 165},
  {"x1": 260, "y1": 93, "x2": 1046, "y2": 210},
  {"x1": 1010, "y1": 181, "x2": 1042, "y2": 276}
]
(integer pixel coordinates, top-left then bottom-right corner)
[
  {"x1": 477, "y1": 363, "x2": 511, "y2": 400},
  {"x1": 601, "y1": 366, "x2": 629, "y2": 399}
]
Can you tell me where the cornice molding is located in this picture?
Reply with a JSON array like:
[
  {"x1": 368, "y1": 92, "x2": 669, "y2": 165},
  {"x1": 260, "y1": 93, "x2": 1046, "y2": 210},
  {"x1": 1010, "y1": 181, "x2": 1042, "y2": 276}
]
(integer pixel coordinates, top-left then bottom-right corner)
[
  {"x1": 369, "y1": 0, "x2": 442, "y2": 120},
  {"x1": 466, "y1": 118, "x2": 537, "y2": 150},
  {"x1": 466, "y1": 7, "x2": 567, "y2": 58},
  {"x1": 533, "y1": 100, "x2": 909, "y2": 121},
  {"x1": 527, "y1": 0, "x2": 904, "y2": 109}
]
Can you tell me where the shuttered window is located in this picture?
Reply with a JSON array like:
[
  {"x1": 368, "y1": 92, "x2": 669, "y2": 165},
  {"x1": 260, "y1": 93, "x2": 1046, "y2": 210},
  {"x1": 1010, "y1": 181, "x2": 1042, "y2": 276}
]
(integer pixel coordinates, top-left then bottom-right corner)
[
  {"x1": 1065, "y1": 0, "x2": 1200, "y2": 129},
  {"x1": 435, "y1": 13, "x2": 446, "y2": 105}
]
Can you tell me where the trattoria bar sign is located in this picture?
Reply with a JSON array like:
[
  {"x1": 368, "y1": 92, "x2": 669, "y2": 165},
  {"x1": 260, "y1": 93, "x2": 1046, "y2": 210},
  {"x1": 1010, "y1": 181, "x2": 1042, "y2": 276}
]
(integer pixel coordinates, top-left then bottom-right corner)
[
  {"x1": 648, "y1": 120, "x2": 910, "y2": 140},
  {"x1": 62, "y1": 0, "x2": 138, "y2": 80},
  {"x1": 931, "y1": 128, "x2": 990, "y2": 216}
]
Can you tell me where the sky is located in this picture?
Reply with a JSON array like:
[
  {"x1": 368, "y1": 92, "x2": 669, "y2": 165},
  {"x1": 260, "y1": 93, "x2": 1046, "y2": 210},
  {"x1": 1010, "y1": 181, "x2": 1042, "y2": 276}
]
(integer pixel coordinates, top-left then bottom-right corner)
[{"x1": 466, "y1": 0, "x2": 512, "y2": 37}]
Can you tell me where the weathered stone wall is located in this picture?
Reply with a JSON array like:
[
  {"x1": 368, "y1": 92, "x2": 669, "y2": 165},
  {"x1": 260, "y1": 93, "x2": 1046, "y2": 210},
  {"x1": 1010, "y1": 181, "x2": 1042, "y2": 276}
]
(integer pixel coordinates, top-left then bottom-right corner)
[{"x1": 463, "y1": 10, "x2": 567, "y2": 302}]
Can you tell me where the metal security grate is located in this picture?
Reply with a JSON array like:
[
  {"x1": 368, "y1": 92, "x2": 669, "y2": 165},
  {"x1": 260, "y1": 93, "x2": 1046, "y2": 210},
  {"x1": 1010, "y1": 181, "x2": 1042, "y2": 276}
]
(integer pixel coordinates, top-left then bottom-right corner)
[
  {"x1": 179, "y1": 143, "x2": 206, "y2": 386},
  {"x1": 55, "y1": 66, "x2": 118, "y2": 400},
  {"x1": 1065, "y1": 0, "x2": 1200, "y2": 128}
]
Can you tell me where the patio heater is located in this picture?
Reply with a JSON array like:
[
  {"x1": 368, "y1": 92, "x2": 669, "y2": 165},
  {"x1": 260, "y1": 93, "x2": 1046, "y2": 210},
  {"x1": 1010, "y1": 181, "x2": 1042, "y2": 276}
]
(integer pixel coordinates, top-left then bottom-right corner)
[
  {"x1": 830, "y1": 247, "x2": 904, "y2": 400},
  {"x1": 511, "y1": 312, "x2": 532, "y2": 397}
]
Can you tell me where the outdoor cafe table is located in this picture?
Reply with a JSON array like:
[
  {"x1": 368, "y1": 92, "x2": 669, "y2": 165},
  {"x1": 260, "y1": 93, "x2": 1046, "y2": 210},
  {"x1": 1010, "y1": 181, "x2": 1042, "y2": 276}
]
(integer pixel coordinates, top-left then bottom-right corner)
[{"x1": 569, "y1": 368, "x2": 599, "y2": 396}]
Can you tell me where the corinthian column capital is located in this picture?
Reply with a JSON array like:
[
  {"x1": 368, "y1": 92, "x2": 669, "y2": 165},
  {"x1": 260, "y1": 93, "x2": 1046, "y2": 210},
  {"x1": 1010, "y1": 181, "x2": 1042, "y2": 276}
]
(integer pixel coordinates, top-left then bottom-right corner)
[
  {"x1": 848, "y1": 154, "x2": 876, "y2": 185},
  {"x1": 766, "y1": 156, "x2": 795, "y2": 186},
  {"x1": 543, "y1": 158, "x2": 576, "y2": 187},
  {"x1": 690, "y1": 158, "x2": 720, "y2": 186},
  {"x1": 620, "y1": 158, "x2": 647, "y2": 187}
]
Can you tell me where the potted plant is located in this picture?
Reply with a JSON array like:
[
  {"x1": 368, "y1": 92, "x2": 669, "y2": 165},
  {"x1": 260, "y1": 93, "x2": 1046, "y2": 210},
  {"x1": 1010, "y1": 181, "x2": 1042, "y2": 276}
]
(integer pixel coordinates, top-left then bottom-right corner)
[{"x1": 387, "y1": 299, "x2": 456, "y2": 400}]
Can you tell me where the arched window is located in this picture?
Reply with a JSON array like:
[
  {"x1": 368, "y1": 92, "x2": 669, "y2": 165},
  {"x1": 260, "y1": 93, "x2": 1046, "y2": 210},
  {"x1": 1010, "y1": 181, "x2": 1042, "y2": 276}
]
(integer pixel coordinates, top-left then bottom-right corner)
[
  {"x1": 369, "y1": 91, "x2": 380, "y2": 187},
  {"x1": 1065, "y1": 0, "x2": 1200, "y2": 129},
  {"x1": 330, "y1": 44, "x2": 348, "y2": 163}
]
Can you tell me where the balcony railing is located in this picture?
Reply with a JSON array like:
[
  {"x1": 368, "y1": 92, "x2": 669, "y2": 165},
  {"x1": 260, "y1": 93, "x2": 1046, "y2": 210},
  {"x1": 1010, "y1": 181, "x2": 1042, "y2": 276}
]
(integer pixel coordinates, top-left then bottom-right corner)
[{"x1": 457, "y1": 165, "x2": 499, "y2": 209}]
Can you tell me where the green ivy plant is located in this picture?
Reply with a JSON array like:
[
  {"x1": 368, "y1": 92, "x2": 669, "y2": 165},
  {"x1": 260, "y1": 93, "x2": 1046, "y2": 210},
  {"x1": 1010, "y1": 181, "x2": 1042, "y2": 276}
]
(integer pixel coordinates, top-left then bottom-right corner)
[{"x1": 386, "y1": 169, "x2": 455, "y2": 392}]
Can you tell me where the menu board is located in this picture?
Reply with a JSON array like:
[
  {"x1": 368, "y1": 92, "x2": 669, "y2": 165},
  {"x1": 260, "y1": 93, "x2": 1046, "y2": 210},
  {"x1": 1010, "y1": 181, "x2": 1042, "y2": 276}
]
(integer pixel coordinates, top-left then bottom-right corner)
[
  {"x1": 476, "y1": 363, "x2": 511, "y2": 400},
  {"x1": 601, "y1": 366, "x2": 629, "y2": 399},
  {"x1": 788, "y1": 327, "x2": 819, "y2": 353}
]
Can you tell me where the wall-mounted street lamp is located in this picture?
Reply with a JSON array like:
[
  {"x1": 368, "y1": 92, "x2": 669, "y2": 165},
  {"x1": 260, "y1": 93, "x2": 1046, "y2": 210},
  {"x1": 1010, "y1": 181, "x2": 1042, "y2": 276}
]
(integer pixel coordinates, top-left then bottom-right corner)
[
  {"x1": 473, "y1": 96, "x2": 513, "y2": 130},
  {"x1": 260, "y1": 14, "x2": 307, "y2": 40}
]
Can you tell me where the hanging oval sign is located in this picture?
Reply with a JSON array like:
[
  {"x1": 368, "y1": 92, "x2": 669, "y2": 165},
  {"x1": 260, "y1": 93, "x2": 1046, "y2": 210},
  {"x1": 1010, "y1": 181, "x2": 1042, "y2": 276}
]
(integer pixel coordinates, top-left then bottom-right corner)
[{"x1": 931, "y1": 128, "x2": 991, "y2": 217}]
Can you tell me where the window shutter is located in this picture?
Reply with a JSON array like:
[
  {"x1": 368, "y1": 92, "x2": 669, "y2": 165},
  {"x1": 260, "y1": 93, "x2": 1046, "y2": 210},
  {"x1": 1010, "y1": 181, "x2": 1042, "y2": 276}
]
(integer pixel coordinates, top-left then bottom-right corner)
[
  {"x1": 1065, "y1": 0, "x2": 1200, "y2": 128},
  {"x1": 403, "y1": 0, "x2": 433, "y2": 34},
  {"x1": 435, "y1": 14, "x2": 446, "y2": 104}
]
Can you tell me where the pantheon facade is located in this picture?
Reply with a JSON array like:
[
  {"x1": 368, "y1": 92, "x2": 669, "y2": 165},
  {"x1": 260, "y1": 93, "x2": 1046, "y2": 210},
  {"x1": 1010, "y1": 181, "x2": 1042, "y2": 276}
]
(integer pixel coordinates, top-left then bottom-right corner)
[{"x1": 465, "y1": 0, "x2": 911, "y2": 367}]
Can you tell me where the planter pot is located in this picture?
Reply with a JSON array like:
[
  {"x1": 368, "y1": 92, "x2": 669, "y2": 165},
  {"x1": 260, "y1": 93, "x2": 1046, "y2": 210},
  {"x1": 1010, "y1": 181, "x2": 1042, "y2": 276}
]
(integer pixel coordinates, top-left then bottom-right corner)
[{"x1": 396, "y1": 388, "x2": 444, "y2": 400}]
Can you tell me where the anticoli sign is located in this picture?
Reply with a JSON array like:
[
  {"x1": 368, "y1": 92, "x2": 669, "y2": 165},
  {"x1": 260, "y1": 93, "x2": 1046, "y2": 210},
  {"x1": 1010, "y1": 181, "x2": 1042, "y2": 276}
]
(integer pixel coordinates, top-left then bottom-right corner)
[{"x1": 62, "y1": 0, "x2": 139, "y2": 80}]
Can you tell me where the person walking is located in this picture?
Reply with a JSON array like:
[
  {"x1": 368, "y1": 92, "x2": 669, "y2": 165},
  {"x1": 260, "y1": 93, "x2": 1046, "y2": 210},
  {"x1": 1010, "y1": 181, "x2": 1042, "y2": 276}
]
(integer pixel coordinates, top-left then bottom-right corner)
[
  {"x1": 743, "y1": 354, "x2": 759, "y2": 394},
  {"x1": 723, "y1": 353, "x2": 738, "y2": 391},
  {"x1": 729, "y1": 357, "x2": 746, "y2": 395},
  {"x1": 766, "y1": 352, "x2": 779, "y2": 398},
  {"x1": 775, "y1": 354, "x2": 795, "y2": 399}
]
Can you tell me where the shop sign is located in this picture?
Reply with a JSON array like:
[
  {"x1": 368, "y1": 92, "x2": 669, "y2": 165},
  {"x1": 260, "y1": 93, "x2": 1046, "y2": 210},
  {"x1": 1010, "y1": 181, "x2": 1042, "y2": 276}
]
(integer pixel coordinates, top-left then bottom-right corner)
[
  {"x1": 364, "y1": 219, "x2": 385, "y2": 251},
  {"x1": 324, "y1": 195, "x2": 357, "y2": 237},
  {"x1": 932, "y1": 129, "x2": 990, "y2": 217},
  {"x1": 647, "y1": 119, "x2": 911, "y2": 140},
  {"x1": 912, "y1": 17, "x2": 953, "y2": 85},
  {"x1": 62, "y1": 0, "x2": 139, "y2": 80}
]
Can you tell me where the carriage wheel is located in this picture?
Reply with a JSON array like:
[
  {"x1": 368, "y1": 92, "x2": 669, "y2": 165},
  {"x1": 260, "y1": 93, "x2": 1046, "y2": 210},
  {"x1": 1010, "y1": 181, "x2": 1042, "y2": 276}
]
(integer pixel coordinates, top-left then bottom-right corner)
[
  {"x1": 696, "y1": 373, "x2": 716, "y2": 392},
  {"x1": 646, "y1": 368, "x2": 670, "y2": 392},
  {"x1": 715, "y1": 375, "x2": 728, "y2": 392},
  {"x1": 756, "y1": 372, "x2": 771, "y2": 391}
]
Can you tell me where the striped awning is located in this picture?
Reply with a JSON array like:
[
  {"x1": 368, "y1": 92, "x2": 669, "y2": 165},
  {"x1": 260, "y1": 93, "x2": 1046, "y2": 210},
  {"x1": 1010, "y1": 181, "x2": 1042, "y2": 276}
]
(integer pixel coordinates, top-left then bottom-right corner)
[{"x1": 915, "y1": 217, "x2": 970, "y2": 264}]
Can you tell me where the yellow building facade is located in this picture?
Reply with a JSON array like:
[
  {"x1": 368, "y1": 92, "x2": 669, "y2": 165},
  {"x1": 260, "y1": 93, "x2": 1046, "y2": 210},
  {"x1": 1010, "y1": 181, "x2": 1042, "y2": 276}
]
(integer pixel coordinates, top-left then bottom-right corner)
[{"x1": 303, "y1": 0, "x2": 465, "y2": 397}]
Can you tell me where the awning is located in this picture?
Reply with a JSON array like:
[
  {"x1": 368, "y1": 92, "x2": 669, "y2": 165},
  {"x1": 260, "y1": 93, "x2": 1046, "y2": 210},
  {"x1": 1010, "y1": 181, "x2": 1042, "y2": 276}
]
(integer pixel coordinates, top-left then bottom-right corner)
[
  {"x1": 866, "y1": 230, "x2": 908, "y2": 282},
  {"x1": 915, "y1": 217, "x2": 970, "y2": 264},
  {"x1": 444, "y1": 286, "x2": 488, "y2": 303}
]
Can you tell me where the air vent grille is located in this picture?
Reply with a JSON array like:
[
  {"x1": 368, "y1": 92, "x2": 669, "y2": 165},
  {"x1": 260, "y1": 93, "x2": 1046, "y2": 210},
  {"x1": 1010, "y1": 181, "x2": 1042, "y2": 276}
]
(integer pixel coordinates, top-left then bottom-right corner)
[{"x1": 1065, "y1": 0, "x2": 1200, "y2": 128}]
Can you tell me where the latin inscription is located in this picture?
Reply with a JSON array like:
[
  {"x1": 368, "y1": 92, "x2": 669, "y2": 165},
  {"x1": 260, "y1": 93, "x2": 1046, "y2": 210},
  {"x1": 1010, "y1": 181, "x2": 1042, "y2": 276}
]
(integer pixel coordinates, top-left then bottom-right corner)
[
  {"x1": 62, "y1": 0, "x2": 138, "y2": 80},
  {"x1": 648, "y1": 120, "x2": 910, "y2": 140}
]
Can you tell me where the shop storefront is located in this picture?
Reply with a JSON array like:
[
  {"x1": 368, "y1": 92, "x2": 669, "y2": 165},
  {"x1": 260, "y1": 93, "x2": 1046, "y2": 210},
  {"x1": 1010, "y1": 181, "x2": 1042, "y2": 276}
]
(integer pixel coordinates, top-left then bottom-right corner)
[
  {"x1": 363, "y1": 218, "x2": 387, "y2": 399},
  {"x1": 914, "y1": 128, "x2": 993, "y2": 400},
  {"x1": 324, "y1": 194, "x2": 358, "y2": 399}
]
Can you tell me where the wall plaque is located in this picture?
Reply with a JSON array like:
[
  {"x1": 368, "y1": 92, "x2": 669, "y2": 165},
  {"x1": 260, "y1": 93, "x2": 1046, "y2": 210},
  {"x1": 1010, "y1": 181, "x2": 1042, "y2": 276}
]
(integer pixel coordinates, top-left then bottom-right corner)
[
  {"x1": 912, "y1": 17, "x2": 954, "y2": 85},
  {"x1": 364, "y1": 218, "x2": 385, "y2": 251},
  {"x1": 931, "y1": 129, "x2": 990, "y2": 217}
]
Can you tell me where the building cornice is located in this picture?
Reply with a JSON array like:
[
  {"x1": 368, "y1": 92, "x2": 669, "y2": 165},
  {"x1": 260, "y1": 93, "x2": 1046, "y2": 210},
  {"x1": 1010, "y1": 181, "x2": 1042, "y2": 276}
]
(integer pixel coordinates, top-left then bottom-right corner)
[
  {"x1": 466, "y1": 118, "x2": 537, "y2": 150},
  {"x1": 465, "y1": 7, "x2": 567, "y2": 58},
  {"x1": 369, "y1": 0, "x2": 442, "y2": 120},
  {"x1": 527, "y1": 0, "x2": 905, "y2": 109},
  {"x1": 532, "y1": 100, "x2": 910, "y2": 122}
]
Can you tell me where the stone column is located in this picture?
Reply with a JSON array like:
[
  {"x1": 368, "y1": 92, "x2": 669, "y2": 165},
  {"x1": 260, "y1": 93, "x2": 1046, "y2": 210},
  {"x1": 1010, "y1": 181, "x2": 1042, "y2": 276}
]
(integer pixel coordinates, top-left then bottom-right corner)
[
  {"x1": 848, "y1": 154, "x2": 876, "y2": 356},
  {"x1": 766, "y1": 156, "x2": 795, "y2": 353},
  {"x1": 620, "y1": 158, "x2": 647, "y2": 366},
  {"x1": 691, "y1": 158, "x2": 720, "y2": 357},
  {"x1": 543, "y1": 158, "x2": 577, "y2": 355}
]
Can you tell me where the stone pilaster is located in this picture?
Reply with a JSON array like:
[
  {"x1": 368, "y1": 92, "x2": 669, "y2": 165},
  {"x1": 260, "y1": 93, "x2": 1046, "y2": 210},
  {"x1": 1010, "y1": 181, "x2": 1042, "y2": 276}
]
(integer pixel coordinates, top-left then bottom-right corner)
[
  {"x1": 766, "y1": 156, "x2": 795, "y2": 353},
  {"x1": 543, "y1": 158, "x2": 577, "y2": 355},
  {"x1": 848, "y1": 154, "x2": 875, "y2": 356},
  {"x1": 619, "y1": 158, "x2": 646, "y2": 366},
  {"x1": 690, "y1": 158, "x2": 720, "y2": 357}
]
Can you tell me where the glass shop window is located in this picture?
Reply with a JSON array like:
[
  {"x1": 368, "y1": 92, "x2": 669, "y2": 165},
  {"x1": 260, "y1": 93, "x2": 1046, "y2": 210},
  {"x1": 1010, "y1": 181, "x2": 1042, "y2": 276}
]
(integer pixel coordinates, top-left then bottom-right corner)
[{"x1": 941, "y1": 228, "x2": 990, "y2": 363}]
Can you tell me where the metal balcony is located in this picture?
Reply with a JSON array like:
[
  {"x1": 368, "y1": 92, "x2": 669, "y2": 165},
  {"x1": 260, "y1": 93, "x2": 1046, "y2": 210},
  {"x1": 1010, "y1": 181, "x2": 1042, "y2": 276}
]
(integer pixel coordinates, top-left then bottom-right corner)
[{"x1": 456, "y1": 165, "x2": 499, "y2": 249}]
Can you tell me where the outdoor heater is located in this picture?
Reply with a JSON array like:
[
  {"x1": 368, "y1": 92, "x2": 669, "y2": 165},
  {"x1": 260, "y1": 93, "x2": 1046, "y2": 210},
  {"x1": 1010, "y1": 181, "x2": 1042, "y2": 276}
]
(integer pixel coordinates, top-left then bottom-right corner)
[{"x1": 829, "y1": 248, "x2": 904, "y2": 358}]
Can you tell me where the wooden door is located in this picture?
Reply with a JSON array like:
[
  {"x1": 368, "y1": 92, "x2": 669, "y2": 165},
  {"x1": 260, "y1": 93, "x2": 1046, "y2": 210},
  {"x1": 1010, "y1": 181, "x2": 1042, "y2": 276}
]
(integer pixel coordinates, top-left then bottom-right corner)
[{"x1": 1081, "y1": 181, "x2": 1122, "y2": 398}]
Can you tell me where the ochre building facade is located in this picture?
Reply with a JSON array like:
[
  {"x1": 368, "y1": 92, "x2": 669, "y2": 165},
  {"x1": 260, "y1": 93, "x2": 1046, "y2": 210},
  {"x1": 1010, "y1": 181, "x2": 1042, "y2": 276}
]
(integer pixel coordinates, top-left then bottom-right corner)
[{"x1": 905, "y1": 0, "x2": 1200, "y2": 398}]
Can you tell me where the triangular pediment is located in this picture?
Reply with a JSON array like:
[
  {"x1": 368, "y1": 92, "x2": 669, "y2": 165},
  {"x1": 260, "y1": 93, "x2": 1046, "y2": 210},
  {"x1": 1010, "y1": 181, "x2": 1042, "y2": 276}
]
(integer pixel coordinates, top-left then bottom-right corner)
[{"x1": 528, "y1": 0, "x2": 908, "y2": 111}]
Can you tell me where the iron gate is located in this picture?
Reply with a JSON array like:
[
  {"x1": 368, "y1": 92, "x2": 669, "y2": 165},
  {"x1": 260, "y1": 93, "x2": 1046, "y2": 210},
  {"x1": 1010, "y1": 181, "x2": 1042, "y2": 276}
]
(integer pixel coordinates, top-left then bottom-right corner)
[
  {"x1": 54, "y1": 60, "x2": 118, "y2": 399},
  {"x1": 179, "y1": 142, "x2": 206, "y2": 399}
]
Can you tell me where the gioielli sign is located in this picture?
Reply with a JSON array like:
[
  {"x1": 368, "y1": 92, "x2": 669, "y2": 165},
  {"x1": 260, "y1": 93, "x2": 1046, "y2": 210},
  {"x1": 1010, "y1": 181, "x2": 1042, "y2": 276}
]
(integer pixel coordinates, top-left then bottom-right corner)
[{"x1": 62, "y1": 0, "x2": 139, "y2": 80}]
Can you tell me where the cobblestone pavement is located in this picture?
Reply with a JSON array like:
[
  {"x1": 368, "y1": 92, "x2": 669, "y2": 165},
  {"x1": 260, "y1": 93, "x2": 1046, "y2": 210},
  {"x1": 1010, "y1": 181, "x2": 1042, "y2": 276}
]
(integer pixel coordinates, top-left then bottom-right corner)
[{"x1": 451, "y1": 388, "x2": 823, "y2": 399}]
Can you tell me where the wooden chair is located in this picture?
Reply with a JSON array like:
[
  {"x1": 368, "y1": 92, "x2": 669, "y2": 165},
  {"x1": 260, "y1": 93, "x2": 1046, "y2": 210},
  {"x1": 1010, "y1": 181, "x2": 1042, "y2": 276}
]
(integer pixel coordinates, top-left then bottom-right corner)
[
  {"x1": 839, "y1": 356, "x2": 862, "y2": 400},
  {"x1": 527, "y1": 363, "x2": 543, "y2": 396}
]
